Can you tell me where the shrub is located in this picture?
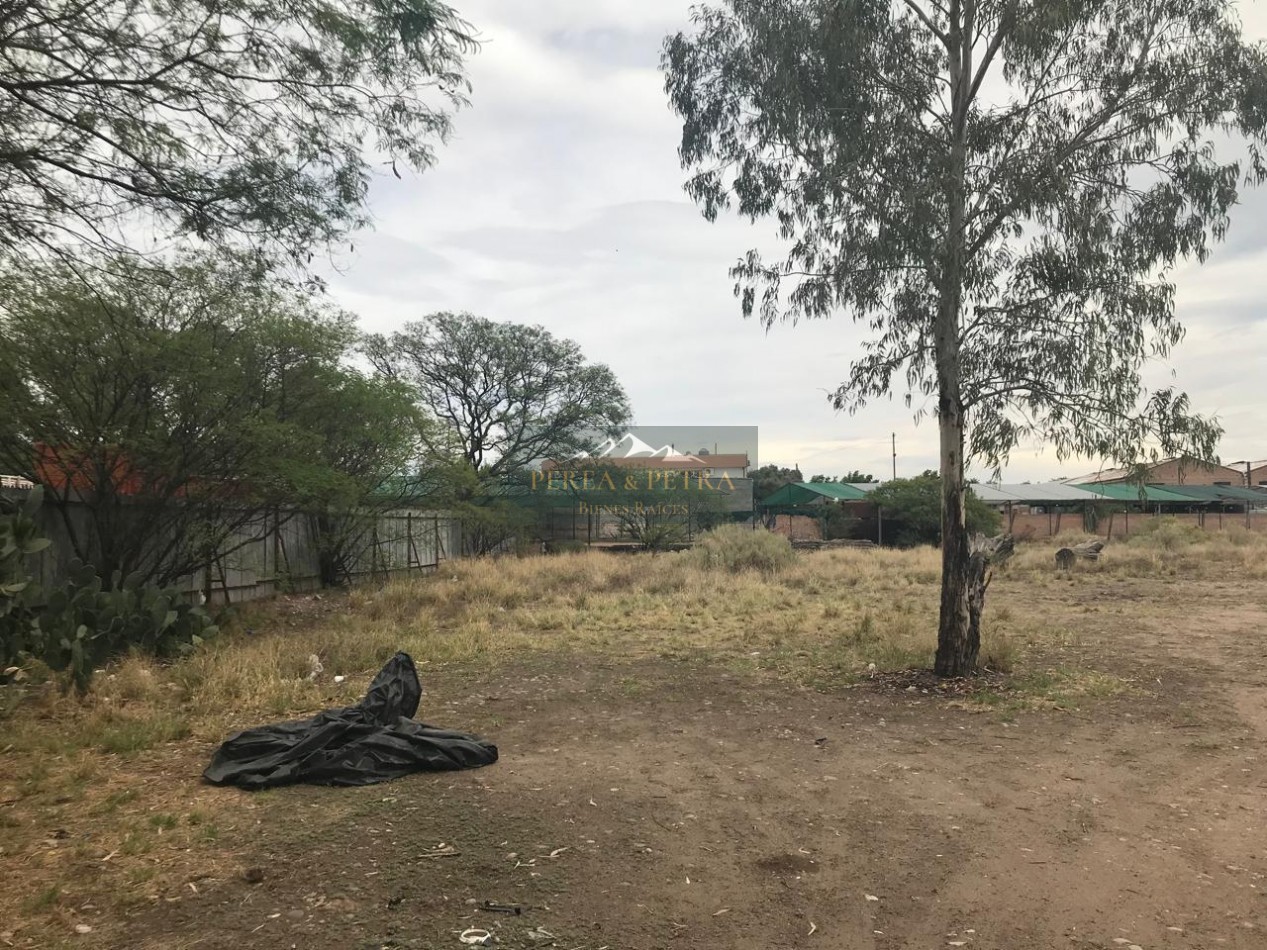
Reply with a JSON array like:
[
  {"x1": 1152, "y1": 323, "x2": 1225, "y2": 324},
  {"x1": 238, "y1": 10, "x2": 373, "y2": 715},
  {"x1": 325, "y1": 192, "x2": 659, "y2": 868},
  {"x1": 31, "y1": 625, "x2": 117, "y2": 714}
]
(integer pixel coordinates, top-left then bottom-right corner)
[
  {"x1": 544, "y1": 540, "x2": 588, "y2": 555},
  {"x1": 867, "y1": 471, "x2": 1001, "y2": 547},
  {"x1": 1126, "y1": 517, "x2": 1205, "y2": 551},
  {"x1": 688, "y1": 524, "x2": 796, "y2": 574},
  {"x1": 2, "y1": 488, "x2": 52, "y2": 677},
  {"x1": 2, "y1": 534, "x2": 217, "y2": 693}
]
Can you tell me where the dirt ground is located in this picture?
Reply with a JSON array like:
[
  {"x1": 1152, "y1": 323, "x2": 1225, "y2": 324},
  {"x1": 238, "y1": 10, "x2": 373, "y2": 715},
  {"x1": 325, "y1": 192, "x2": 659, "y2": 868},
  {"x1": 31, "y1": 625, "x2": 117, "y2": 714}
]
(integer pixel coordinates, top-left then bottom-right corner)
[{"x1": 9, "y1": 568, "x2": 1267, "y2": 950}]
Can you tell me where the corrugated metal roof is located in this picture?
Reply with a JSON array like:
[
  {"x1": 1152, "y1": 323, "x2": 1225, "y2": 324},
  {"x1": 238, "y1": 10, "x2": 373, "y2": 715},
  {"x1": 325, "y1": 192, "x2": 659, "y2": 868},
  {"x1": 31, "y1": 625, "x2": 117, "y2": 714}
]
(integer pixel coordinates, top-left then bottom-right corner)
[
  {"x1": 1076, "y1": 483, "x2": 1266, "y2": 504},
  {"x1": 972, "y1": 483, "x2": 1102, "y2": 504},
  {"x1": 1003, "y1": 482, "x2": 1104, "y2": 502},
  {"x1": 1161, "y1": 484, "x2": 1267, "y2": 504},
  {"x1": 971, "y1": 484, "x2": 1024, "y2": 503},
  {"x1": 1062, "y1": 466, "x2": 1133, "y2": 484},
  {"x1": 760, "y1": 482, "x2": 871, "y2": 506},
  {"x1": 1078, "y1": 483, "x2": 1197, "y2": 504}
]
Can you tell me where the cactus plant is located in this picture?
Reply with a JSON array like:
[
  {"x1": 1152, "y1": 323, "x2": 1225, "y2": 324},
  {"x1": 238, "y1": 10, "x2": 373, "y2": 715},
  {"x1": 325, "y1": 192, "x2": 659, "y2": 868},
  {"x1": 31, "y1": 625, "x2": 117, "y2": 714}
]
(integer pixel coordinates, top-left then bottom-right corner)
[{"x1": 2, "y1": 490, "x2": 215, "y2": 692}]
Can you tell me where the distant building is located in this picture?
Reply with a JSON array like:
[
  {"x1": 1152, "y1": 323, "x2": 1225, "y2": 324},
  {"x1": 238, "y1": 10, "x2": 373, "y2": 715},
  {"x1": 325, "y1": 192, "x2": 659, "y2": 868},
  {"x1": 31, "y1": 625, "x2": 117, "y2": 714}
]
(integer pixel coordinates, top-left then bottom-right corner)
[
  {"x1": 1067, "y1": 457, "x2": 1248, "y2": 487},
  {"x1": 542, "y1": 453, "x2": 750, "y2": 479}
]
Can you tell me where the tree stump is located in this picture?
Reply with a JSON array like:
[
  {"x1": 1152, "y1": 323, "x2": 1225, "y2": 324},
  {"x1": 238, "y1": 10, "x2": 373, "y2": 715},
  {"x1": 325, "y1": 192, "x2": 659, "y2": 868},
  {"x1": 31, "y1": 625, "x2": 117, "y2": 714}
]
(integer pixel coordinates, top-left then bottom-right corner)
[
  {"x1": 973, "y1": 533, "x2": 1015, "y2": 568},
  {"x1": 1055, "y1": 547, "x2": 1075, "y2": 570},
  {"x1": 1072, "y1": 539, "x2": 1104, "y2": 560}
]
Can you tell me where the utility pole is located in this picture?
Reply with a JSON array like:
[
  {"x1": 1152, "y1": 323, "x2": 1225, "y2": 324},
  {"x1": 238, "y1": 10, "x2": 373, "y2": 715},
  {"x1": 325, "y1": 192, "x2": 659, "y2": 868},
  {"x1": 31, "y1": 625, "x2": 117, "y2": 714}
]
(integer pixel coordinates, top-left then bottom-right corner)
[{"x1": 891, "y1": 433, "x2": 897, "y2": 481}]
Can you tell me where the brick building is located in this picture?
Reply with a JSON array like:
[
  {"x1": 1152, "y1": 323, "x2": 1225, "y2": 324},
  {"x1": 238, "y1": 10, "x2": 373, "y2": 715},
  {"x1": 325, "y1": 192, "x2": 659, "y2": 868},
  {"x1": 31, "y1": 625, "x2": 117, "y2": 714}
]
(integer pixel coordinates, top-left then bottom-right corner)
[{"x1": 1069, "y1": 456, "x2": 1249, "y2": 487}]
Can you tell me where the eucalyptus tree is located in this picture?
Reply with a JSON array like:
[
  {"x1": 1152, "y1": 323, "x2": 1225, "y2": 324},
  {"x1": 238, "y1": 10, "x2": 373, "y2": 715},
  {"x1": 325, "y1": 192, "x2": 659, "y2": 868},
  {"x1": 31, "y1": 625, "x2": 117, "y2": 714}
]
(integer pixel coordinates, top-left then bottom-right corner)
[{"x1": 664, "y1": 0, "x2": 1266, "y2": 675}]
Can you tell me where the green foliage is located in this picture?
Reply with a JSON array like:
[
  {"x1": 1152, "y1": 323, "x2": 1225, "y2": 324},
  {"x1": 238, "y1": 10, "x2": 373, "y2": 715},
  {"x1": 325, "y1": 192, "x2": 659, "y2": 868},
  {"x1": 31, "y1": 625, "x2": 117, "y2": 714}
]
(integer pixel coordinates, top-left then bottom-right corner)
[
  {"x1": 413, "y1": 461, "x2": 536, "y2": 557},
  {"x1": 663, "y1": 0, "x2": 1254, "y2": 470},
  {"x1": 0, "y1": 0, "x2": 477, "y2": 266},
  {"x1": 819, "y1": 503, "x2": 858, "y2": 541},
  {"x1": 2, "y1": 496, "x2": 216, "y2": 692},
  {"x1": 1, "y1": 488, "x2": 51, "y2": 623},
  {"x1": 366, "y1": 313, "x2": 632, "y2": 478},
  {"x1": 96, "y1": 714, "x2": 191, "y2": 755},
  {"x1": 688, "y1": 524, "x2": 796, "y2": 574},
  {"x1": 0, "y1": 252, "x2": 420, "y2": 588},
  {"x1": 626, "y1": 520, "x2": 687, "y2": 552},
  {"x1": 455, "y1": 498, "x2": 538, "y2": 557},
  {"x1": 869, "y1": 472, "x2": 1001, "y2": 548},
  {"x1": 4, "y1": 559, "x2": 218, "y2": 694},
  {"x1": 810, "y1": 472, "x2": 875, "y2": 484},
  {"x1": 664, "y1": 0, "x2": 1261, "y2": 672}
]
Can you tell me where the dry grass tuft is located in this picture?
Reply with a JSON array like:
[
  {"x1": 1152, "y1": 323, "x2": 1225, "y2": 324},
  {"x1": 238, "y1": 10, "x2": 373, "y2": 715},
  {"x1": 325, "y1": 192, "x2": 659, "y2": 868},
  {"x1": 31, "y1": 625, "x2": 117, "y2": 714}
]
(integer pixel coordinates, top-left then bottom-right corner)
[{"x1": 1005, "y1": 523, "x2": 1267, "y2": 580}]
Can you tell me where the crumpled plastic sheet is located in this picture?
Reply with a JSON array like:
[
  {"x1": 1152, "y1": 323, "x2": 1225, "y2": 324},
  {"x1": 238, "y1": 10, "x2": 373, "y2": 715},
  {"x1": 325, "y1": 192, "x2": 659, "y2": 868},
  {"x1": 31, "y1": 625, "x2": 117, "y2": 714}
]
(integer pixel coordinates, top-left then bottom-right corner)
[{"x1": 203, "y1": 652, "x2": 497, "y2": 789}]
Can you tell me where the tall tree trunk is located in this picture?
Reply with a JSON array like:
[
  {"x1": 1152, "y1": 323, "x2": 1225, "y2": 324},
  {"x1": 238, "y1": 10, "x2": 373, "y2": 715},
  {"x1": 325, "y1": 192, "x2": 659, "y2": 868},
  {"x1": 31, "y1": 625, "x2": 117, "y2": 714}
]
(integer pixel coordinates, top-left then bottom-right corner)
[
  {"x1": 934, "y1": 0, "x2": 979, "y2": 678},
  {"x1": 935, "y1": 398, "x2": 977, "y2": 676}
]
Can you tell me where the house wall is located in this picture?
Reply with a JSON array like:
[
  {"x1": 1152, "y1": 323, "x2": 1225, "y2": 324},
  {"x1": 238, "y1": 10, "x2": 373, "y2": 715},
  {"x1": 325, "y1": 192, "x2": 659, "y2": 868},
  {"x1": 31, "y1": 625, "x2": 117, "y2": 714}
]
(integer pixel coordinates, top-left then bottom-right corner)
[{"x1": 1142, "y1": 459, "x2": 1245, "y2": 485}]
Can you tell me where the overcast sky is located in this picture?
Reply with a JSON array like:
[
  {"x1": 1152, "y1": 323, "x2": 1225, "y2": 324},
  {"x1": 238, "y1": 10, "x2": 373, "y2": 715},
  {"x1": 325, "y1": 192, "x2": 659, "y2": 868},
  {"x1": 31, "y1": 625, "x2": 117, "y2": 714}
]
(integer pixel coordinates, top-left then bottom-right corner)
[{"x1": 324, "y1": 0, "x2": 1267, "y2": 482}]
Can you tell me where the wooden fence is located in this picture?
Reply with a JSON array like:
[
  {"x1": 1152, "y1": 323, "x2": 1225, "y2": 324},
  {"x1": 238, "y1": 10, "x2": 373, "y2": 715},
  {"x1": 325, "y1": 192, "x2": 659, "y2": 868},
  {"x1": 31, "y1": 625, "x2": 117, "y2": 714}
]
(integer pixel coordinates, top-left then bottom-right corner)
[{"x1": 8, "y1": 490, "x2": 461, "y2": 604}]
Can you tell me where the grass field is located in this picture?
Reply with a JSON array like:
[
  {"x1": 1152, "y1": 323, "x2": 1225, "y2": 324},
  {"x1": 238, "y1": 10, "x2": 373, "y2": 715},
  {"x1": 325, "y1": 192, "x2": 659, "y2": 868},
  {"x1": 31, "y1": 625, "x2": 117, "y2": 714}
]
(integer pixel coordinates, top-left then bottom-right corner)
[{"x1": 2, "y1": 524, "x2": 1266, "y2": 948}]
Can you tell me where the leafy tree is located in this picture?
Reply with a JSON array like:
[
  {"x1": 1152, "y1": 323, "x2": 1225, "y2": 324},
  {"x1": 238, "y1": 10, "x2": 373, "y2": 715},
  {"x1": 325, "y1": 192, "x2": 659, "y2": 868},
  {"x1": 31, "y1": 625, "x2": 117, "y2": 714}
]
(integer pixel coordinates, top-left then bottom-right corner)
[
  {"x1": 664, "y1": 0, "x2": 1264, "y2": 675},
  {"x1": 366, "y1": 312, "x2": 632, "y2": 477},
  {"x1": 808, "y1": 472, "x2": 876, "y2": 484},
  {"x1": 869, "y1": 472, "x2": 1000, "y2": 548},
  {"x1": 414, "y1": 460, "x2": 539, "y2": 557},
  {"x1": 751, "y1": 464, "x2": 803, "y2": 501},
  {"x1": 819, "y1": 502, "x2": 858, "y2": 541},
  {"x1": 0, "y1": 252, "x2": 420, "y2": 588},
  {"x1": 297, "y1": 371, "x2": 428, "y2": 586},
  {"x1": 0, "y1": 0, "x2": 476, "y2": 263}
]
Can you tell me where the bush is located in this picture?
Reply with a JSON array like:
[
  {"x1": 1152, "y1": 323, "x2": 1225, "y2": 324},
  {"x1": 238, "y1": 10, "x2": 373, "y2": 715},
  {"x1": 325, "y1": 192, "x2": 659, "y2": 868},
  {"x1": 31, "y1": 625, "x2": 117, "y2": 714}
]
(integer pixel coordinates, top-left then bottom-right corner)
[
  {"x1": 544, "y1": 540, "x2": 588, "y2": 555},
  {"x1": 1, "y1": 488, "x2": 51, "y2": 629},
  {"x1": 1126, "y1": 517, "x2": 1205, "y2": 551},
  {"x1": 688, "y1": 524, "x2": 796, "y2": 573},
  {"x1": 867, "y1": 471, "x2": 1001, "y2": 547},
  {"x1": 2, "y1": 497, "x2": 217, "y2": 693},
  {"x1": 28, "y1": 561, "x2": 219, "y2": 692}
]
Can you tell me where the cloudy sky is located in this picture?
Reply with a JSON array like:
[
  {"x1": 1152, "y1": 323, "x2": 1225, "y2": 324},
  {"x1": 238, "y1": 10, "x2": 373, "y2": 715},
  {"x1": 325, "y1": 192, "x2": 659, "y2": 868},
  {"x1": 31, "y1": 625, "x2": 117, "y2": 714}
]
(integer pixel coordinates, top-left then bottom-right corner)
[{"x1": 324, "y1": 1, "x2": 1267, "y2": 482}]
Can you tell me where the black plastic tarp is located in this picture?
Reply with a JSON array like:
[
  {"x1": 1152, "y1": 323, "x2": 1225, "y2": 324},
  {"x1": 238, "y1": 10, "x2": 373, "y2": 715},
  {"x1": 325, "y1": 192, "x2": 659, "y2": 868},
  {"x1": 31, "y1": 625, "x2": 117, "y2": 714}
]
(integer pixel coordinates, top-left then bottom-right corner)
[{"x1": 203, "y1": 652, "x2": 498, "y2": 789}]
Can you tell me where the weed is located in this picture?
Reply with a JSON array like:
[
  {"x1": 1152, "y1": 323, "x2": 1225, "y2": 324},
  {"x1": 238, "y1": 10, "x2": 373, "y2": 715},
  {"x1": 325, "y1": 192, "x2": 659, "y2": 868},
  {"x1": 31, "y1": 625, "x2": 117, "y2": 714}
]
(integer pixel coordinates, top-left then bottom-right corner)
[
  {"x1": 687, "y1": 525, "x2": 797, "y2": 574},
  {"x1": 23, "y1": 886, "x2": 60, "y2": 913},
  {"x1": 95, "y1": 712, "x2": 190, "y2": 755}
]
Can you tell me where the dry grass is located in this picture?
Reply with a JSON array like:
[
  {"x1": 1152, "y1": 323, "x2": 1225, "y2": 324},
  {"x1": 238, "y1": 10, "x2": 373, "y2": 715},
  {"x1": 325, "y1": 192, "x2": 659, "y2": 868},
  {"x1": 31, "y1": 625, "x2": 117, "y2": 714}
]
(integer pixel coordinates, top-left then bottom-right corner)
[
  {"x1": 1006, "y1": 520, "x2": 1267, "y2": 580},
  {"x1": 2, "y1": 529, "x2": 1263, "y2": 943}
]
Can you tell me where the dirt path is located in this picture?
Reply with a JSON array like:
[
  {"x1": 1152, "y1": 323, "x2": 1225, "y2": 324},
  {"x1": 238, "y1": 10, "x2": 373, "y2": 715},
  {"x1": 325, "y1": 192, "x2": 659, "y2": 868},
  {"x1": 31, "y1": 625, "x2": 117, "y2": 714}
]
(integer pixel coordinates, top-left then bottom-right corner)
[{"x1": 110, "y1": 577, "x2": 1267, "y2": 950}]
